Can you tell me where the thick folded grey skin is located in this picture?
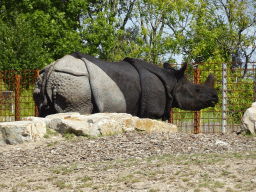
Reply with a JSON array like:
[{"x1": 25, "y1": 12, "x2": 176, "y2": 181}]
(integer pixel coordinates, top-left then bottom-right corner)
[{"x1": 33, "y1": 51, "x2": 218, "y2": 121}]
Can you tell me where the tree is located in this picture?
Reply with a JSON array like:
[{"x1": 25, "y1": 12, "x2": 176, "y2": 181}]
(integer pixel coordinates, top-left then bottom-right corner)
[
  {"x1": 81, "y1": 0, "x2": 173, "y2": 65},
  {"x1": 0, "y1": 0, "x2": 88, "y2": 90},
  {"x1": 0, "y1": 0, "x2": 88, "y2": 70},
  {"x1": 162, "y1": 0, "x2": 256, "y2": 67}
]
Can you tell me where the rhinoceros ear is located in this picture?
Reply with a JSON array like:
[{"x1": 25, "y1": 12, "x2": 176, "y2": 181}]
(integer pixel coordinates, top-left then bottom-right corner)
[
  {"x1": 163, "y1": 62, "x2": 173, "y2": 69},
  {"x1": 204, "y1": 73, "x2": 215, "y2": 88},
  {"x1": 180, "y1": 62, "x2": 187, "y2": 73},
  {"x1": 175, "y1": 62, "x2": 187, "y2": 77}
]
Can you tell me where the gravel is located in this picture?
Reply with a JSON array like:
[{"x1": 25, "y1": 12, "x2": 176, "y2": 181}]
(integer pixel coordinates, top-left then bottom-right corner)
[{"x1": 0, "y1": 131, "x2": 256, "y2": 191}]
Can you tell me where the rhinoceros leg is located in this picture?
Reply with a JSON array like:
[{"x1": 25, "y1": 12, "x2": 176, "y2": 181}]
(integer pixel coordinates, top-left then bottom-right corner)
[{"x1": 46, "y1": 70, "x2": 94, "y2": 115}]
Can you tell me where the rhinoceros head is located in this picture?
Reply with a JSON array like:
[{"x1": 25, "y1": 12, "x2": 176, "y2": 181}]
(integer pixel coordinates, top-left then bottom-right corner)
[{"x1": 164, "y1": 63, "x2": 218, "y2": 111}]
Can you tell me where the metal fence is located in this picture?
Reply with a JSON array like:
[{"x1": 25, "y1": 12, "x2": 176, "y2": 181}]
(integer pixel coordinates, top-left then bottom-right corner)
[
  {"x1": 169, "y1": 62, "x2": 256, "y2": 133},
  {"x1": 0, "y1": 70, "x2": 39, "y2": 122},
  {"x1": 0, "y1": 62, "x2": 255, "y2": 133}
]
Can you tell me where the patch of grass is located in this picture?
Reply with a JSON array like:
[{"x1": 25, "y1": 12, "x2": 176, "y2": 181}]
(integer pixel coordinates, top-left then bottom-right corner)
[
  {"x1": 233, "y1": 152, "x2": 243, "y2": 159},
  {"x1": 235, "y1": 183, "x2": 242, "y2": 188},
  {"x1": 54, "y1": 180, "x2": 66, "y2": 189},
  {"x1": 149, "y1": 189, "x2": 160, "y2": 192},
  {"x1": 214, "y1": 181, "x2": 225, "y2": 188},
  {"x1": 132, "y1": 178, "x2": 140, "y2": 183},
  {"x1": 45, "y1": 127, "x2": 59, "y2": 137},
  {"x1": 187, "y1": 182, "x2": 195, "y2": 187},
  {"x1": 16, "y1": 182, "x2": 26, "y2": 187},
  {"x1": 198, "y1": 182, "x2": 210, "y2": 188},
  {"x1": 50, "y1": 165, "x2": 75, "y2": 175},
  {"x1": 47, "y1": 176, "x2": 58, "y2": 180},
  {"x1": 92, "y1": 185, "x2": 100, "y2": 189},
  {"x1": 65, "y1": 183, "x2": 72, "y2": 189},
  {"x1": 183, "y1": 178, "x2": 190, "y2": 182},
  {"x1": 108, "y1": 185, "x2": 113, "y2": 190},
  {"x1": 84, "y1": 182, "x2": 93, "y2": 187},
  {"x1": 221, "y1": 170, "x2": 230, "y2": 176},
  {"x1": 242, "y1": 131, "x2": 254, "y2": 137},
  {"x1": 34, "y1": 185, "x2": 46, "y2": 190},
  {"x1": 148, "y1": 171, "x2": 157, "y2": 176},
  {"x1": 81, "y1": 176, "x2": 93, "y2": 182},
  {"x1": 104, "y1": 165, "x2": 115, "y2": 171},
  {"x1": 63, "y1": 132, "x2": 76, "y2": 140},
  {"x1": 174, "y1": 170, "x2": 181, "y2": 175},
  {"x1": 0, "y1": 184, "x2": 7, "y2": 188},
  {"x1": 47, "y1": 141, "x2": 58, "y2": 147},
  {"x1": 84, "y1": 134, "x2": 97, "y2": 139}
]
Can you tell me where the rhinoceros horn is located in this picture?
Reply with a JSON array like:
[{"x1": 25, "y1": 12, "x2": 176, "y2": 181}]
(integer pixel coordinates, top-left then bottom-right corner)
[{"x1": 204, "y1": 73, "x2": 215, "y2": 88}]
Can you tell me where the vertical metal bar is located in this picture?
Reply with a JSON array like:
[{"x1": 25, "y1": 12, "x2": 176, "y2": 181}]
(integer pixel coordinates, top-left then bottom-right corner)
[
  {"x1": 222, "y1": 63, "x2": 227, "y2": 133},
  {"x1": 168, "y1": 108, "x2": 174, "y2": 124},
  {"x1": 194, "y1": 67, "x2": 200, "y2": 134},
  {"x1": 15, "y1": 74, "x2": 20, "y2": 121},
  {"x1": 34, "y1": 69, "x2": 40, "y2": 117}
]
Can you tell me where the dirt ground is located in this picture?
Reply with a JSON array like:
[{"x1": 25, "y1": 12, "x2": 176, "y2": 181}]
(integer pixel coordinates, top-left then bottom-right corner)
[{"x1": 0, "y1": 131, "x2": 256, "y2": 192}]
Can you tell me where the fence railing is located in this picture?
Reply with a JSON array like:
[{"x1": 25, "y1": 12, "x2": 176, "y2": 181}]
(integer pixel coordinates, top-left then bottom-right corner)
[{"x1": 1, "y1": 62, "x2": 255, "y2": 133}]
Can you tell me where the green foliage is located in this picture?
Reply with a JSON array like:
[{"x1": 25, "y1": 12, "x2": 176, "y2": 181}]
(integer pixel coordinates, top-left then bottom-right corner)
[
  {"x1": 0, "y1": 13, "x2": 52, "y2": 71},
  {"x1": 0, "y1": 0, "x2": 87, "y2": 72}
]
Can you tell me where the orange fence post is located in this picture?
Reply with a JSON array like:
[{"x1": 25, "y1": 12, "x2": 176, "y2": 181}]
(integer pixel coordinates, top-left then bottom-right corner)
[
  {"x1": 194, "y1": 68, "x2": 200, "y2": 134},
  {"x1": 34, "y1": 70, "x2": 40, "y2": 117},
  {"x1": 15, "y1": 74, "x2": 20, "y2": 121}
]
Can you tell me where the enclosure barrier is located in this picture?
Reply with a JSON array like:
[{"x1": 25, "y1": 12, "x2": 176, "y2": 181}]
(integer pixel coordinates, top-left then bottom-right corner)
[
  {"x1": 0, "y1": 69, "x2": 40, "y2": 121},
  {"x1": 0, "y1": 62, "x2": 256, "y2": 133}
]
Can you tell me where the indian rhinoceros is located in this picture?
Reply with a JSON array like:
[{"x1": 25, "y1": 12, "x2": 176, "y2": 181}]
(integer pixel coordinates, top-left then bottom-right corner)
[{"x1": 33, "y1": 51, "x2": 218, "y2": 120}]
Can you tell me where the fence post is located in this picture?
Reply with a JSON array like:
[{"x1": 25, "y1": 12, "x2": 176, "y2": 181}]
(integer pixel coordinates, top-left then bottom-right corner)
[
  {"x1": 34, "y1": 69, "x2": 40, "y2": 117},
  {"x1": 222, "y1": 63, "x2": 227, "y2": 133},
  {"x1": 15, "y1": 74, "x2": 20, "y2": 121},
  {"x1": 194, "y1": 67, "x2": 200, "y2": 133}
]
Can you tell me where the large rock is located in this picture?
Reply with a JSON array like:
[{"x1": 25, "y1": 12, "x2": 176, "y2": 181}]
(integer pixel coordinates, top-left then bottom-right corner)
[
  {"x1": 241, "y1": 102, "x2": 256, "y2": 135},
  {"x1": 0, "y1": 121, "x2": 46, "y2": 145},
  {"x1": 45, "y1": 113, "x2": 177, "y2": 137},
  {"x1": 0, "y1": 112, "x2": 177, "y2": 145}
]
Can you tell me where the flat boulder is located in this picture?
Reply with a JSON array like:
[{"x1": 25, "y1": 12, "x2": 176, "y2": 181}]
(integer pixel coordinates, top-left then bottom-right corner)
[
  {"x1": 0, "y1": 121, "x2": 46, "y2": 145},
  {"x1": 241, "y1": 102, "x2": 256, "y2": 135}
]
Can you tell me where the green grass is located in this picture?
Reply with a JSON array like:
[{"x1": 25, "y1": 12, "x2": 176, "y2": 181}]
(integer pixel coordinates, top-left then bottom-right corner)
[{"x1": 80, "y1": 177, "x2": 93, "y2": 182}]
